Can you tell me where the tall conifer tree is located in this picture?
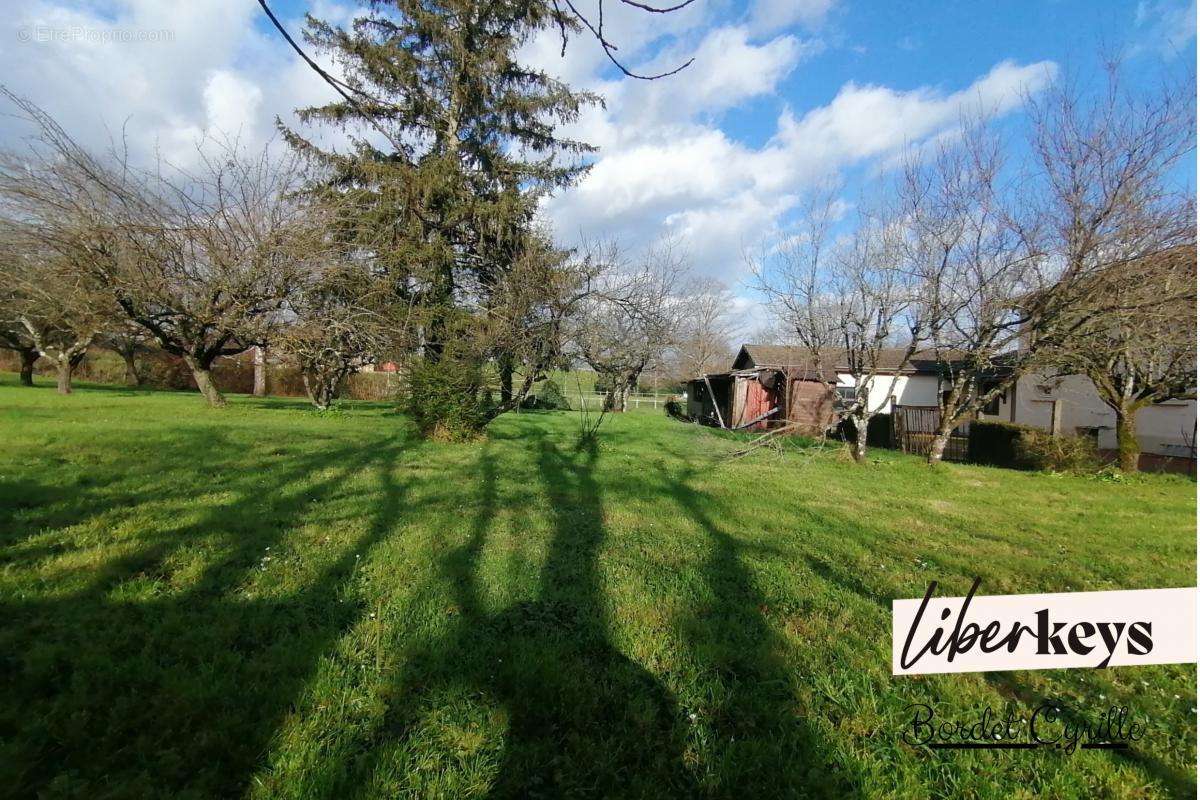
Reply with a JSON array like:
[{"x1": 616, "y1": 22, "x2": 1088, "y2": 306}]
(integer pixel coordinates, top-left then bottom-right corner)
[{"x1": 282, "y1": 0, "x2": 600, "y2": 437}]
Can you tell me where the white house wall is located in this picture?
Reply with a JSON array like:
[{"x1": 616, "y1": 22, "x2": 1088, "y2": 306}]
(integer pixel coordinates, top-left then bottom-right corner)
[
  {"x1": 835, "y1": 373, "x2": 940, "y2": 413},
  {"x1": 979, "y1": 373, "x2": 1197, "y2": 457}
]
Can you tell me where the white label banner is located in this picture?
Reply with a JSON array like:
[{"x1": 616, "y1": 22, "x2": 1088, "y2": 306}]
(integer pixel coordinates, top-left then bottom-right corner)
[{"x1": 892, "y1": 583, "x2": 1198, "y2": 675}]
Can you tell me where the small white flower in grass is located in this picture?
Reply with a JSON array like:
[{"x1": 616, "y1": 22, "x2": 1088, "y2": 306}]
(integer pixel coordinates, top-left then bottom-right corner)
[
  {"x1": 1141, "y1": 681, "x2": 1150, "y2": 687},
  {"x1": 1174, "y1": 694, "x2": 1181, "y2": 699},
  {"x1": 688, "y1": 712, "x2": 698, "y2": 723},
  {"x1": 1099, "y1": 694, "x2": 1105, "y2": 700}
]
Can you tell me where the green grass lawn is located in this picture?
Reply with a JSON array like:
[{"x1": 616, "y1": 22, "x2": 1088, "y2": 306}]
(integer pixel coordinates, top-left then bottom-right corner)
[{"x1": 0, "y1": 377, "x2": 1195, "y2": 799}]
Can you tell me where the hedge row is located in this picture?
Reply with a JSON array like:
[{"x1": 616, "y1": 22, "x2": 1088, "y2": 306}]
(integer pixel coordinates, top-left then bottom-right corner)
[
  {"x1": 834, "y1": 413, "x2": 1101, "y2": 473},
  {"x1": 837, "y1": 413, "x2": 894, "y2": 448}
]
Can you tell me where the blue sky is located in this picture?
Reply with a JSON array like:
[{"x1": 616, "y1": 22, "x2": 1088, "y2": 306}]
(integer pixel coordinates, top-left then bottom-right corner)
[{"x1": 0, "y1": 0, "x2": 1194, "y2": 311}]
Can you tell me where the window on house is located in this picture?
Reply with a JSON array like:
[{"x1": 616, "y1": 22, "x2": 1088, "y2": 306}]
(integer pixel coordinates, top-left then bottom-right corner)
[
  {"x1": 835, "y1": 386, "x2": 857, "y2": 404},
  {"x1": 981, "y1": 393, "x2": 1001, "y2": 415}
]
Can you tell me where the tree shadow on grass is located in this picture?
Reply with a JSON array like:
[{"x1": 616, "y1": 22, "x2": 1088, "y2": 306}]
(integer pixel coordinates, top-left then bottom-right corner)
[
  {"x1": 0, "y1": 431, "x2": 414, "y2": 798},
  {"x1": 314, "y1": 431, "x2": 696, "y2": 799},
  {"x1": 658, "y1": 465, "x2": 864, "y2": 798},
  {"x1": 983, "y1": 671, "x2": 1197, "y2": 798}
]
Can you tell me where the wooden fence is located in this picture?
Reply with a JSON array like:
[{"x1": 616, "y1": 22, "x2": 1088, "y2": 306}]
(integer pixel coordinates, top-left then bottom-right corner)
[
  {"x1": 892, "y1": 405, "x2": 971, "y2": 461},
  {"x1": 567, "y1": 392, "x2": 671, "y2": 412}
]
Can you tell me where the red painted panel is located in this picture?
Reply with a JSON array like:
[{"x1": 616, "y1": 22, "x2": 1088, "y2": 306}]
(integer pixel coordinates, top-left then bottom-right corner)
[{"x1": 743, "y1": 379, "x2": 775, "y2": 430}]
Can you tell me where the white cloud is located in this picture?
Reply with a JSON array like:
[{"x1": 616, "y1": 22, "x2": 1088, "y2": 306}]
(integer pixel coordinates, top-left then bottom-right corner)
[
  {"x1": 1135, "y1": 0, "x2": 1197, "y2": 56},
  {"x1": 650, "y1": 27, "x2": 817, "y2": 118},
  {"x1": 746, "y1": 0, "x2": 838, "y2": 37},
  {"x1": 545, "y1": 58, "x2": 1058, "y2": 278},
  {"x1": 767, "y1": 59, "x2": 1056, "y2": 171},
  {"x1": 0, "y1": 0, "x2": 353, "y2": 166},
  {"x1": 203, "y1": 71, "x2": 264, "y2": 144}
]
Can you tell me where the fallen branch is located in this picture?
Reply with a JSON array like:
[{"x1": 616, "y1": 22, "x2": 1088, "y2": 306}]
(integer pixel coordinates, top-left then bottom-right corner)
[
  {"x1": 727, "y1": 422, "x2": 806, "y2": 458},
  {"x1": 722, "y1": 421, "x2": 842, "y2": 468}
]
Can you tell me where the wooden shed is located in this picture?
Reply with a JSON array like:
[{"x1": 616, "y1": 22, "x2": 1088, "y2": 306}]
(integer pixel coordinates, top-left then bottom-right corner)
[{"x1": 686, "y1": 365, "x2": 835, "y2": 434}]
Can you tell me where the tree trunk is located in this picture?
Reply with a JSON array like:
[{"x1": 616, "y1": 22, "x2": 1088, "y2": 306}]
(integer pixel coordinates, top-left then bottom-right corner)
[
  {"x1": 19, "y1": 348, "x2": 37, "y2": 386},
  {"x1": 122, "y1": 352, "x2": 143, "y2": 387},
  {"x1": 926, "y1": 418, "x2": 956, "y2": 465},
  {"x1": 302, "y1": 368, "x2": 343, "y2": 411},
  {"x1": 609, "y1": 381, "x2": 630, "y2": 413},
  {"x1": 852, "y1": 413, "x2": 869, "y2": 463},
  {"x1": 46, "y1": 347, "x2": 87, "y2": 395},
  {"x1": 601, "y1": 373, "x2": 626, "y2": 413},
  {"x1": 55, "y1": 357, "x2": 75, "y2": 395},
  {"x1": 302, "y1": 372, "x2": 327, "y2": 410},
  {"x1": 1114, "y1": 404, "x2": 1141, "y2": 473},
  {"x1": 423, "y1": 258, "x2": 454, "y2": 364},
  {"x1": 253, "y1": 346, "x2": 268, "y2": 397},
  {"x1": 928, "y1": 380, "x2": 966, "y2": 465},
  {"x1": 185, "y1": 355, "x2": 227, "y2": 407}
]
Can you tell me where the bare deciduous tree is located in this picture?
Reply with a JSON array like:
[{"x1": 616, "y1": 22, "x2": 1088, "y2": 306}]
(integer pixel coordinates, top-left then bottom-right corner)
[
  {"x1": 1026, "y1": 62, "x2": 1195, "y2": 295},
  {"x1": 0, "y1": 93, "x2": 318, "y2": 407},
  {"x1": 896, "y1": 120, "x2": 1044, "y2": 464},
  {"x1": 113, "y1": 149, "x2": 316, "y2": 407},
  {"x1": 753, "y1": 190, "x2": 923, "y2": 462},
  {"x1": 280, "y1": 260, "x2": 390, "y2": 410},
  {"x1": 668, "y1": 277, "x2": 737, "y2": 381},
  {"x1": 398, "y1": 227, "x2": 602, "y2": 438},
  {"x1": 573, "y1": 238, "x2": 686, "y2": 412},
  {"x1": 1021, "y1": 62, "x2": 1196, "y2": 470},
  {"x1": 1040, "y1": 246, "x2": 1196, "y2": 471},
  {"x1": 0, "y1": 295, "x2": 40, "y2": 386},
  {"x1": 0, "y1": 227, "x2": 115, "y2": 394}
]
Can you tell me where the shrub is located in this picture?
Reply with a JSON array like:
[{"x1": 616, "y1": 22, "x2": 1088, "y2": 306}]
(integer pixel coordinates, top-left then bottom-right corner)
[
  {"x1": 968, "y1": 420, "x2": 1099, "y2": 472},
  {"x1": 518, "y1": 379, "x2": 570, "y2": 410},
  {"x1": 535, "y1": 378, "x2": 571, "y2": 410},
  {"x1": 403, "y1": 357, "x2": 491, "y2": 441},
  {"x1": 1013, "y1": 428, "x2": 1100, "y2": 473}
]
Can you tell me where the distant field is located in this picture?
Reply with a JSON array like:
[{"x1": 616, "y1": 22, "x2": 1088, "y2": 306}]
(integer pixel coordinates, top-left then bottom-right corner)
[{"x1": 0, "y1": 377, "x2": 1195, "y2": 798}]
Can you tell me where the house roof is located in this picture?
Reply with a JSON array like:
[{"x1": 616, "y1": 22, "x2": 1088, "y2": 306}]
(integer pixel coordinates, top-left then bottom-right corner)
[{"x1": 732, "y1": 344, "x2": 951, "y2": 377}]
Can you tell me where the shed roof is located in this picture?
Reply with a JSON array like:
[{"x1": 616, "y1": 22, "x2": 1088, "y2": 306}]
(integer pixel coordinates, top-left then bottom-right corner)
[{"x1": 732, "y1": 344, "x2": 953, "y2": 377}]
